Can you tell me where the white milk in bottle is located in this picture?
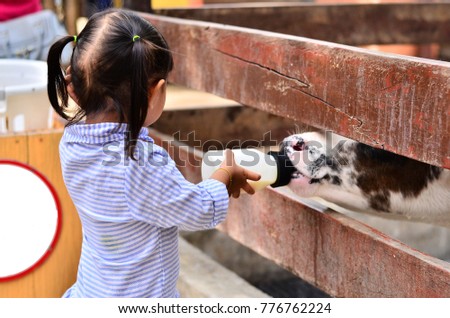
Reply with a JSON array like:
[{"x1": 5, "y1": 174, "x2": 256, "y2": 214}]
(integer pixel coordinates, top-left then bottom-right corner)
[{"x1": 201, "y1": 148, "x2": 296, "y2": 191}]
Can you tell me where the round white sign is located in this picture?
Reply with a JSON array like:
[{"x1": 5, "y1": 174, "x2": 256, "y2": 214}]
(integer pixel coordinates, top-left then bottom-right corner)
[{"x1": 0, "y1": 161, "x2": 61, "y2": 281}]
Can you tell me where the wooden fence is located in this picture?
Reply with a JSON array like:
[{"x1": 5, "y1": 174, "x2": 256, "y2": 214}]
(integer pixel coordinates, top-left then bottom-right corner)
[{"x1": 142, "y1": 2, "x2": 450, "y2": 297}]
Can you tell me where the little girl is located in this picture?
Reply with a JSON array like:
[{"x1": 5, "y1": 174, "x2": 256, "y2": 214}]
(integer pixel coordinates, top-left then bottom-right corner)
[{"x1": 47, "y1": 9, "x2": 259, "y2": 298}]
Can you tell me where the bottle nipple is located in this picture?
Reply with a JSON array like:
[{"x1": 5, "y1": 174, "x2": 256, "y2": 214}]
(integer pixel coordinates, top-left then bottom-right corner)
[{"x1": 267, "y1": 150, "x2": 297, "y2": 188}]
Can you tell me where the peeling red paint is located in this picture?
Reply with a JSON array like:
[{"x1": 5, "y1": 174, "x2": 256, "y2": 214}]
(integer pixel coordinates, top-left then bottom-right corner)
[
  {"x1": 147, "y1": 14, "x2": 449, "y2": 167},
  {"x1": 413, "y1": 112, "x2": 425, "y2": 130}
]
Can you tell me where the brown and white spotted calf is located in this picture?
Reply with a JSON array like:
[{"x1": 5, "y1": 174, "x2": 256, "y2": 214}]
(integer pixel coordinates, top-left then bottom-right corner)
[{"x1": 282, "y1": 132, "x2": 450, "y2": 227}]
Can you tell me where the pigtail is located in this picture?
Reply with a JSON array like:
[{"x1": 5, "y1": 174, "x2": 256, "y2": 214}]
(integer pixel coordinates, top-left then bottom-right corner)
[
  {"x1": 47, "y1": 36, "x2": 74, "y2": 121},
  {"x1": 127, "y1": 37, "x2": 150, "y2": 160}
]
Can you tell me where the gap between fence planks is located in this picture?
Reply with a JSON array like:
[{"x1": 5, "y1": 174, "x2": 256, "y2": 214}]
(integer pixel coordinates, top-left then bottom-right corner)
[{"x1": 142, "y1": 13, "x2": 450, "y2": 168}]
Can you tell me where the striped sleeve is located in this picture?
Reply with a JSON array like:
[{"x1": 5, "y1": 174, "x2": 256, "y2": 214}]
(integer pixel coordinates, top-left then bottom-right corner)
[{"x1": 124, "y1": 147, "x2": 229, "y2": 231}]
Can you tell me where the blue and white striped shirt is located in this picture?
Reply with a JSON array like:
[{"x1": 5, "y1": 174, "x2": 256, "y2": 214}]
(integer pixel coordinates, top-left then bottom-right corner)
[{"x1": 60, "y1": 122, "x2": 229, "y2": 298}]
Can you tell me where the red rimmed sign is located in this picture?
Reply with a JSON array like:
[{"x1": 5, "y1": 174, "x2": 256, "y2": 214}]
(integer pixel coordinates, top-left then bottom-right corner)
[{"x1": 0, "y1": 160, "x2": 62, "y2": 282}]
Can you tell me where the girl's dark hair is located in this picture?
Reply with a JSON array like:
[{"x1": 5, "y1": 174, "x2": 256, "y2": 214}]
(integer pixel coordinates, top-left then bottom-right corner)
[{"x1": 47, "y1": 9, "x2": 173, "y2": 159}]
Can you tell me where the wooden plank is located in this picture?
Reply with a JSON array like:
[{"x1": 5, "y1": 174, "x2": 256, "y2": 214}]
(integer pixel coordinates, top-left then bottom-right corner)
[
  {"x1": 149, "y1": 129, "x2": 450, "y2": 297},
  {"x1": 26, "y1": 131, "x2": 82, "y2": 298},
  {"x1": 178, "y1": 238, "x2": 270, "y2": 297},
  {"x1": 0, "y1": 133, "x2": 28, "y2": 162},
  {"x1": 155, "y1": 3, "x2": 450, "y2": 46},
  {"x1": 144, "y1": 13, "x2": 450, "y2": 168},
  {"x1": 221, "y1": 190, "x2": 450, "y2": 297}
]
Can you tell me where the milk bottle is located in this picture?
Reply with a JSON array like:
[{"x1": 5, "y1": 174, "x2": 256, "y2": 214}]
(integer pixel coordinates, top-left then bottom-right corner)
[{"x1": 201, "y1": 148, "x2": 296, "y2": 191}]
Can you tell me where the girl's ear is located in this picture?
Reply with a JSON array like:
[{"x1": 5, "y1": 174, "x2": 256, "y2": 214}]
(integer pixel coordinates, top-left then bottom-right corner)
[
  {"x1": 65, "y1": 66, "x2": 80, "y2": 105},
  {"x1": 145, "y1": 79, "x2": 167, "y2": 125},
  {"x1": 149, "y1": 79, "x2": 166, "y2": 108},
  {"x1": 154, "y1": 79, "x2": 166, "y2": 98}
]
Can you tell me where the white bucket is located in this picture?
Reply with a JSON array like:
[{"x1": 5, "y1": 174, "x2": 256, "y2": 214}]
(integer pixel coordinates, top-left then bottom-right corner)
[{"x1": 0, "y1": 59, "x2": 52, "y2": 133}]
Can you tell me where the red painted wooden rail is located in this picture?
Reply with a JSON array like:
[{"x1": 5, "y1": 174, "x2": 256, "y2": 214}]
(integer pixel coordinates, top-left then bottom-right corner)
[{"x1": 144, "y1": 11, "x2": 449, "y2": 168}]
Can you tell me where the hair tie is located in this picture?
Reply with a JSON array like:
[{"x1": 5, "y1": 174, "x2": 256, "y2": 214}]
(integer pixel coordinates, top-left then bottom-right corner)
[
  {"x1": 132, "y1": 35, "x2": 140, "y2": 42},
  {"x1": 73, "y1": 35, "x2": 77, "y2": 43}
]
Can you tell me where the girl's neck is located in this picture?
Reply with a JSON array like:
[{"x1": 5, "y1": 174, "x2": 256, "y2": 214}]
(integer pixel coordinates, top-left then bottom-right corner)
[
  {"x1": 85, "y1": 97, "x2": 122, "y2": 124},
  {"x1": 85, "y1": 111, "x2": 120, "y2": 124},
  {"x1": 85, "y1": 100, "x2": 121, "y2": 123}
]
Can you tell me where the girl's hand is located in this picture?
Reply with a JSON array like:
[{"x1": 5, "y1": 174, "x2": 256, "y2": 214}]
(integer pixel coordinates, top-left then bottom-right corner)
[{"x1": 211, "y1": 149, "x2": 261, "y2": 198}]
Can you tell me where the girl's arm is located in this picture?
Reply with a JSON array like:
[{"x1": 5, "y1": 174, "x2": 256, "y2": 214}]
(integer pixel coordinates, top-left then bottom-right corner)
[{"x1": 125, "y1": 147, "x2": 255, "y2": 231}]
